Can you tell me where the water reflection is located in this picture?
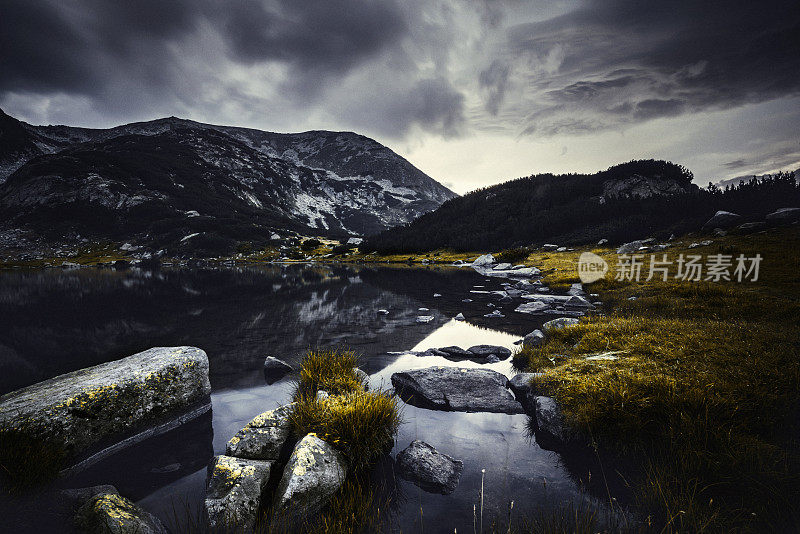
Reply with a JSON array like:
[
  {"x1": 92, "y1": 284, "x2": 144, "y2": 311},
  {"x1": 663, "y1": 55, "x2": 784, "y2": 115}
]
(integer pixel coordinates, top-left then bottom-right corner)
[{"x1": 0, "y1": 264, "x2": 617, "y2": 532}]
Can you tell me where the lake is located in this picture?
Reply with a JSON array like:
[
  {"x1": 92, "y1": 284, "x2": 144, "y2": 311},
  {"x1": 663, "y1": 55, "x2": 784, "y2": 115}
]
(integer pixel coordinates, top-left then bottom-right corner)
[{"x1": 0, "y1": 263, "x2": 618, "y2": 532}]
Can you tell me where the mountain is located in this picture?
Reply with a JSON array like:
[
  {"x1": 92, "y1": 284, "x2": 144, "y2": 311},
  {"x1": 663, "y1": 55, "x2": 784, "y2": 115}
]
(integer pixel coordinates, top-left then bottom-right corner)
[
  {"x1": 362, "y1": 160, "x2": 799, "y2": 253},
  {"x1": 0, "y1": 109, "x2": 455, "y2": 255}
]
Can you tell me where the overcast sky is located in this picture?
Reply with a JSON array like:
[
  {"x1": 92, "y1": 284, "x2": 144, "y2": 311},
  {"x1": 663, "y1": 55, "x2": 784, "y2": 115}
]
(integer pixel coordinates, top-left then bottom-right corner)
[{"x1": 2, "y1": 0, "x2": 799, "y2": 193}]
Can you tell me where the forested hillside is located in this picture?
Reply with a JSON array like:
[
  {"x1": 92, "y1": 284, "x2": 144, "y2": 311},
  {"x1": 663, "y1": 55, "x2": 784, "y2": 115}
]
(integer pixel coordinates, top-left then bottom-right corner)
[{"x1": 362, "y1": 161, "x2": 800, "y2": 252}]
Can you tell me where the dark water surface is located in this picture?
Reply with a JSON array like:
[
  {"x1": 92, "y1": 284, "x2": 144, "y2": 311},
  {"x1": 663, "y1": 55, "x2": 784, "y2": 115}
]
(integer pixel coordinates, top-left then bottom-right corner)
[{"x1": 0, "y1": 264, "x2": 615, "y2": 532}]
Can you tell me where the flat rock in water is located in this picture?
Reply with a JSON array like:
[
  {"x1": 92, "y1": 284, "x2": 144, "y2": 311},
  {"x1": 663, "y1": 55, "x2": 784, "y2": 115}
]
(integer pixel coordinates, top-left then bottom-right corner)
[
  {"x1": 205, "y1": 455, "x2": 273, "y2": 531},
  {"x1": 515, "y1": 301, "x2": 551, "y2": 314},
  {"x1": 0, "y1": 346, "x2": 210, "y2": 463},
  {"x1": 467, "y1": 345, "x2": 512, "y2": 359},
  {"x1": 226, "y1": 403, "x2": 295, "y2": 460},
  {"x1": 437, "y1": 346, "x2": 473, "y2": 358},
  {"x1": 542, "y1": 317, "x2": 580, "y2": 332},
  {"x1": 416, "y1": 315, "x2": 435, "y2": 323},
  {"x1": 263, "y1": 356, "x2": 293, "y2": 384},
  {"x1": 391, "y1": 367, "x2": 524, "y2": 413},
  {"x1": 76, "y1": 491, "x2": 167, "y2": 534},
  {"x1": 395, "y1": 440, "x2": 463, "y2": 495},
  {"x1": 273, "y1": 434, "x2": 348, "y2": 516}
]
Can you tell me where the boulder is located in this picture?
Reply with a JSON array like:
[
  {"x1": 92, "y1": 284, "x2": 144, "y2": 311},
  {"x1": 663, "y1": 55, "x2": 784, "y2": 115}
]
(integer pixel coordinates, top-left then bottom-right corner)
[
  {"x1": 542, "y1": 317, "x2": 580, "y2": 332},
  {"x1": 522, "y1": 329, "x2": 545, "y2": 347},
  {"x1": 205, "y1": 455, "x2": 273, "y2": 531},
  {"x1": 493, "y1": 262, "x2": 513, "y2": 271},
  {"x1": 273, "y1": 434, "x2": 348, "y2": 516},
  {"x1": 75, "y1": 491, "x2": 167, "y2": 534},
  {"x1": 61, "y1": 485, "x2": 120, "y2": 512},
  {"x1": 508, "y1": 373, "x2": 542, "y2": 413},
  {"x1": 395, "y1": 440, "x2": 463, "y2": 495},
  {"x1": 226, "y1": 403, "x2": 295, "y2": 460},
  {"x1": 467, "y1": 345, "x2": 512, "y2": 359},
  {"x1": 567, "y1": 283, "x2": 586, "y2": 297},
  {"x1": 0, "y1": 347, "x2": 210, "y2": 463},
  {"x1": 736, "y1": 221, "x2": 767, "y2": 233},
  {"x1": 564, "y1": 296, "x2": 594, "y2": 311},
  {"x1": 702, "y1": 210, "x2": 742, "y2": 230},
  {"x1": 471, "y1": 254, "x2": 495, "y2": 266},
  {"x1": 766, "y1": 207, "x2": 800, "y2": 223},
  {"x1": 454, "y1": 313, "x2": 465, "y2": 321},
  {"x1": 391, "y1": 367, "x2": 524, "y2": 414},
  {"x1": 616, "y1": 238, "x2": 655, "y2": 254},
  {"x1": 534, "y1": 396, "x2": 575, "y2": 450},
  {"x1": 263, "y1": 356, "x2": 293, "y2": 384}
]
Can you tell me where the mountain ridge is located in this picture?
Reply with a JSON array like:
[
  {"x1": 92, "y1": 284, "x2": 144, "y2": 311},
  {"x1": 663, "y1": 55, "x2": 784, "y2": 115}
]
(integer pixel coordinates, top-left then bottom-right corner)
[{"x1": 0, "y1": 109, "x2": 456, "y2": 255}]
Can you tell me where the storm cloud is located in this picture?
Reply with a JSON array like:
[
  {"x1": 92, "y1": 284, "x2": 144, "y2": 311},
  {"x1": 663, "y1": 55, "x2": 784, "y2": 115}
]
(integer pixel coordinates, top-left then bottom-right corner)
[{"x1": 1, "y1": 0, "x2": 798, "y2": 188}]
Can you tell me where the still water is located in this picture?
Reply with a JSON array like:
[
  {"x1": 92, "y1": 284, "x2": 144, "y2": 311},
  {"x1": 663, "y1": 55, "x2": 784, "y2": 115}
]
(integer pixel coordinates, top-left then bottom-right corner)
[{"x1": 0, "y1": 264, "x2": 614, "y2": 532}]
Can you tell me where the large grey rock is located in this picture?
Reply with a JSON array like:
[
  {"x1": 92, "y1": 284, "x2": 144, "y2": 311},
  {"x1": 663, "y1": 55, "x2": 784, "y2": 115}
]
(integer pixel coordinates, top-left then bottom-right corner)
[
  {"x1": 542, "y1": 317, "x2": 580, "y2": 332},
  {"x1": 766, "y1": 207, "x2": 800, "y2": 223},
  {"x1": 395, "y1": 440, "x2": 463, "y2": 495},
  {"x1": 467, "y1": 345, "x2": 512, "y2": 359},
  {"x1": 75, "y1": 491, "x2": 167, "y2": 534},
  {"x1": 274, "y1": 434, "x2": 348, "y2": 516},
  {"x1": 493, "y1": 262, "x2": 513, "y2": 271},
  {"x1": 263, "y1": 356, "x2": 293, "y2": 384},
  {"x1": 391, "y1": 367, "x2": 524, "y2": 414},
  {"x1": 564, "y1": 296, "x2": 594, "y2": 311},
  {"x1": 702, "y1": 210, "x2": 742, "y2": 230},
  {"x1": 0, "y1": 347, "x2": 210, "y2": 462},
  {"x1": 205, "y1": 455, "x2": 273, "y2": 531},
  {"x1": 226, "y1": 403, "x2": 295, "y2": 460}
]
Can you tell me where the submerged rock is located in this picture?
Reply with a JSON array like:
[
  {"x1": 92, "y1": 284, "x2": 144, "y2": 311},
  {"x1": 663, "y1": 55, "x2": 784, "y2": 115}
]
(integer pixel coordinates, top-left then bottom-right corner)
[
  {"x1": 226, "y1": 403, "x2": 295, "y2": 460},
  {"x1": 273, "y1": 433, "x2": 348, "y2": 516},
  {"x1": 205, "y1": 455, "x2": 273, "y2": 531},
  {"x1": 75, "y1": 490, "x2": 167, "y2": 534},
  {"x1": 391, "y1": 367, "x2": 524, "y2": 414},
  {"x1": 395, "y1": 440, "x2": 463, "y2": 495},
  {"x1": 437, "y1": 346, "x2": 474, "y2": 358},
  {"x1": 263, "y1": 356, "x2": 293, "y2": 384},
  {"x1": 0, "y1": 346, "x2": 211, "y2": 464},
  {"x1": 416, "y1": 315, "x2": 435, "y2": 323}
]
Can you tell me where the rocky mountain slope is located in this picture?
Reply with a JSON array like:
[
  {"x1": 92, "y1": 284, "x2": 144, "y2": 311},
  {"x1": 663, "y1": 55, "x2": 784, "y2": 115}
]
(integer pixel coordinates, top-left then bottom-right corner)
[{"x1": 0, "y1": 109, "x2": 455, "y2": 255}]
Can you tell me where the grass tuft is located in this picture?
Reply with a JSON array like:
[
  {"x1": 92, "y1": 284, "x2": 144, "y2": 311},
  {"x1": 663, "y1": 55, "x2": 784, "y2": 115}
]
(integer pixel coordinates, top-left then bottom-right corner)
[{"x1": 0, "y1": 427, "x2": 66, "y2": 493}]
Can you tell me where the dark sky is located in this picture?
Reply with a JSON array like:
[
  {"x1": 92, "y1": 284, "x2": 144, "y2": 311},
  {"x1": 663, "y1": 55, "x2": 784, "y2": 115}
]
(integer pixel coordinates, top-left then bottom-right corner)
[{"x1": 2, "y1": 0, "x2": 799, "y2": 192}]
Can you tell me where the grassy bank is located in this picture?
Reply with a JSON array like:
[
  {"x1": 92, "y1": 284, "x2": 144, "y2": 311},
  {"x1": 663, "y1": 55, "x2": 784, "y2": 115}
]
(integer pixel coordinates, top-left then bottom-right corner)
[{"x1": 513, "y1": 227, "x2": 800, "y2": 532}]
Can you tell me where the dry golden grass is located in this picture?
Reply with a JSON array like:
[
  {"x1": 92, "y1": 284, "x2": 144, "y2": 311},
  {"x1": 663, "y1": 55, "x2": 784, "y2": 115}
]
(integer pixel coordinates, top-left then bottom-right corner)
[{"x1": 513, "y1": 227, "x2": 800, "y2": 532}]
